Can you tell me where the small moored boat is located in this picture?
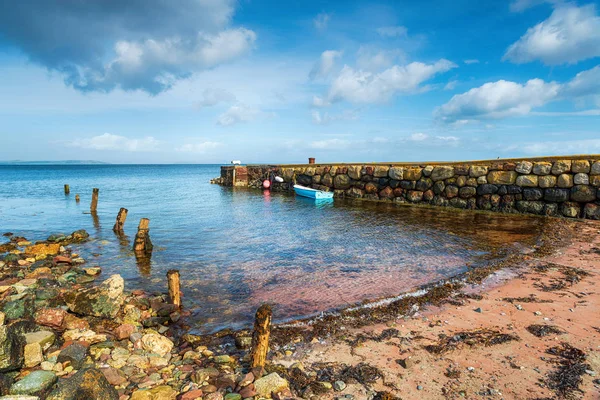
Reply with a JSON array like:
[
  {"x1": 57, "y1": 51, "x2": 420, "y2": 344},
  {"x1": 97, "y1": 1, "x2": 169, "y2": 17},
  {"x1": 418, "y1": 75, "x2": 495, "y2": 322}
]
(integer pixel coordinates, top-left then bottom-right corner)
[{"x1": 293, "y1": 184, "x2": 334, "y2": 199}]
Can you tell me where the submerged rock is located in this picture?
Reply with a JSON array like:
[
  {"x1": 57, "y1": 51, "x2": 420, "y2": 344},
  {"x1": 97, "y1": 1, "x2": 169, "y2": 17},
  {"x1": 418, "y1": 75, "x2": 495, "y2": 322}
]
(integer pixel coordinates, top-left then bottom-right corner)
[
  {"x1": 130, "y1": 385, "x2": 177, "y2": 400},
  {"x1": 140, "y1": 333, "x2": 173, "y2": 357},
  {"x1": 46, "y1": 368, "x2": 118, "y2": 400},
  {"x1": 64, "y1": 275, "x2": 124, "y2": 318},
  {"x1": 9, "y1": 371, "x2": 56, "y2": 397},
  {"x1": 254, "y1": 373, "x2": 289, "y2": 398}
]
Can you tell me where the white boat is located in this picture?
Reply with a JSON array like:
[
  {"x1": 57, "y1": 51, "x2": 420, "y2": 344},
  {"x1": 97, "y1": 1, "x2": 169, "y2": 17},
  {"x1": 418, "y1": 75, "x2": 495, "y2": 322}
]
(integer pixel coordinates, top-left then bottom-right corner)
[
  {"x1": 231, "y1": 160, "x2": 242, "y2": 165},
  {"x1": 293, "y1": 184, "x2": 334, "y2": 199}
]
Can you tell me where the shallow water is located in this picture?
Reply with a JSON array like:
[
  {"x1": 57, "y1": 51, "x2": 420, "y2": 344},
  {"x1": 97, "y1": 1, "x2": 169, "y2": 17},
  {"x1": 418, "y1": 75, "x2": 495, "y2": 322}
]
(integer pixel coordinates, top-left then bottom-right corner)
[{"x1": 0, "y1": 164, "x2": 546, "y2": 333}]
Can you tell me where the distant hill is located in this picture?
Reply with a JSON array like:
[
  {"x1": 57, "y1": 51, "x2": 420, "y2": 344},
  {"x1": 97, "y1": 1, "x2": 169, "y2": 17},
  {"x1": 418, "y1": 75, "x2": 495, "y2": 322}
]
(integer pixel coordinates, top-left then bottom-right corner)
[{"x1": 0, "y1": 160, "x2": 110, "y2": 165}]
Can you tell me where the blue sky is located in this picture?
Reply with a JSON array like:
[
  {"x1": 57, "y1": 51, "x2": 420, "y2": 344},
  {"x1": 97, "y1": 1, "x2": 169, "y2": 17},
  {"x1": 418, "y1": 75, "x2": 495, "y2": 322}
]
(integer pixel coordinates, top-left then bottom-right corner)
[{"x1": 0, "y1": 0, "x2": 599, "y2": 164}]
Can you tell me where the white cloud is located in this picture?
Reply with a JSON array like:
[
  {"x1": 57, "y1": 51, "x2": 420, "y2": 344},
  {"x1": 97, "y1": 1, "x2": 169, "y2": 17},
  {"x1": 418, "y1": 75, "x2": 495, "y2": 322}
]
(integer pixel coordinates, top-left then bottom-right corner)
[
  {"x1": 0, "y1": 1, "x2": 257, "y2": 94},
  {"x1": 195, "y1": 88, "x2": 236, "y2": 108},
  {"x1": 409, "y1": 133, "x2": 429, "y2": 141},
  {"x1": 519, "y1": 138, "x2": 600, "y2": 154},
  {"x1": 314, "y1": 13, "x2": 330, "y2": 30},
  {"x1": 217, "y1": 104, "x2": 260, "y2": 126},
  {"x1": 504, "y1": 4, "x2": 600, "y2": 65},
  {"x1": 68, "y1": 133, "x2": 160, "y2": 152},
  {"x1": 312, "y1": 96, "x2": 331, "y2": 107},
  {"x1": 176, "y1": 141, "x2": 222, "y2": 153},
  {"x1": 464, "y1": 59, "x2": 480, "y2": 64},
  {"x1": 444, "y1": 80, "x2": 458, "y2": 91},
  {"x1": 311, "y1": 109, "x2": 359, "y2": 125},
  {"x1": 435, "y1": 79, "x2": 561, "y2": 122},
  {"x1": 309, "y1": 50, "x2": 342, "y2": 80},
  {"x1": 356, "y1": 47, "x2": 404, "y2": 71},
  {"x1": 325, "y1": 59, "x2": 457, "y2": 104},
  {"x1": 310, "y1": 138, "x2": 351, "y2": 149},
  {"x1": 376, "y1": 26, "x2": 408, "y2": 37},
  {"x1": 435, "y1": 64, "x2": 600, "y2": 122},
  {"x1": 436, "y1": 135, "x2": 459, "y2": 141},
  {"x1": 509, "y1": 0, "x2": 561, "y2": 13}
]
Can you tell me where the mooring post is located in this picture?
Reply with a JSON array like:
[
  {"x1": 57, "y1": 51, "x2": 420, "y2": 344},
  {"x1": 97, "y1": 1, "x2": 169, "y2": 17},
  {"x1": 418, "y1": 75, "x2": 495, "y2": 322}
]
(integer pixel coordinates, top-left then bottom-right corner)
[
  {"x1": 308, "y1": 157, "x2": 315, "y2": 164},
  {"x1": 90, "y1": 188, "x2": 99, "y2": 212},
  {"x1": 64, "y1": 184, "x2": 70, "y2": 195},
  {"x1": 133, "y1": 218, "x2": 153, "y2": 254},
  {"x1": 112, "y1": 207, "x2": 128, "y2": 233},
  {"x1": 167, "y1": 269, "x2": 181, "y2": 307},
  {"x1": 250, "y1": 304, "x2": 272, "y2": 368},
  {"x1": 75, "y1": 194, "x2": 80, "y2": 203}
]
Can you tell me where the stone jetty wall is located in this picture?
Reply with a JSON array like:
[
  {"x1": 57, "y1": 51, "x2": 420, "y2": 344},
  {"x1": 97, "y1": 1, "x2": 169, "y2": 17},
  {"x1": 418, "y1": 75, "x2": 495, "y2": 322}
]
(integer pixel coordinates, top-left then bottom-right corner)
[{"x1": 220, "y1": 156, "x2": 600, "y2": 219}]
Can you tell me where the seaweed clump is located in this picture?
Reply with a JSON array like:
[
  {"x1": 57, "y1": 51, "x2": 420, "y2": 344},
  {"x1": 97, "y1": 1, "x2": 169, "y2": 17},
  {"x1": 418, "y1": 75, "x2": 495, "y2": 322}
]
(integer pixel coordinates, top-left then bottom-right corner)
[
  {"x1": 315, "y1": 362, "x2": 383, "y2": 385},
  {"x1": 534, "y1": 265, "x2": 591, "y2": 292},
  {"x1": 526, "y1": 324, "x2": 565, "y2": 338},
  {"x1": 502, "y1": 294, "x2": 553, "y2": 304},
  {"x1": 544, "y1": 343, "x2": 590, "y2": 398},
  {"x1": 424, "y1": 328, "x2": 519, "y2": 354},
  {"x1": 373, "y1": 392, "x2": 402, "y2": 400}
]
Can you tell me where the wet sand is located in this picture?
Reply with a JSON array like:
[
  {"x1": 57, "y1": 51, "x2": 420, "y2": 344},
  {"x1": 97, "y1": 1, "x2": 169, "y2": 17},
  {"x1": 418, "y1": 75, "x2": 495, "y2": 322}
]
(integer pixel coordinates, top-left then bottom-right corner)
[{"x1": 269, "y1": 219, "x2": 600, "y2": 399}]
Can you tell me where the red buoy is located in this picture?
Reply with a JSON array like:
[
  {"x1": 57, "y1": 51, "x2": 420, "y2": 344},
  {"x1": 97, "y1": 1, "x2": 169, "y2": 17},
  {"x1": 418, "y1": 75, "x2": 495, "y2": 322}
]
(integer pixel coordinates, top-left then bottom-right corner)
[{"x1": 263, "y1": 180, "x2": 271, "y2": 189}]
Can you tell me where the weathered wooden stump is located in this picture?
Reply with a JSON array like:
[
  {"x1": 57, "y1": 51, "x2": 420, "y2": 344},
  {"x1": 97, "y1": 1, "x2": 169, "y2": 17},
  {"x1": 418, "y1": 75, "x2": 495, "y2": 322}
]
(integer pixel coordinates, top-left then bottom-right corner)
[
  {"x1": 112, "y1": 208, "x2": 128, "y2": 233},
  {"x1": 133, "y1": 218, "x2": 153, "y2": 254},
  {"x1": 250, "y1": 304, "x2": 272, "y2": 368},
  {"x1": 90, "y1": 188, "x2": 99, "y2": 212},
  {"x1": 64, "y1": 184, "x2": 70, "y2": 195},
  {"x1": 167, "y1": 270, "x2": 181, "y2": 307}
]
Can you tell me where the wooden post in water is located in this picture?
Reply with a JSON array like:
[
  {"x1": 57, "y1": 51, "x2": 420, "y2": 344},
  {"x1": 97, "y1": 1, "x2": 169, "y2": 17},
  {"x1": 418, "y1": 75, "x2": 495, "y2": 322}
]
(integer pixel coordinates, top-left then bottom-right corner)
[
  {"x1": 167, "y1": 270, "x2": 181, "y2": 307},
  {"x1": 90, "y1": 188, "x2": 99, "y2": 212},
  {"x1": 112, "y1": 208, "x2": 128, "y2": 233},
  {"x1": 75, "y1": 194, "x2": 80, "y2": 203},
  {"x1": 64, "y1": 184, "x2": 70, "y2": 195},
  {"x1": 133, "y1": 218, "x2": 153, "y2": 254},
  {"x1": 250, "y1": 304, "x2": 272, "y2": 368}
]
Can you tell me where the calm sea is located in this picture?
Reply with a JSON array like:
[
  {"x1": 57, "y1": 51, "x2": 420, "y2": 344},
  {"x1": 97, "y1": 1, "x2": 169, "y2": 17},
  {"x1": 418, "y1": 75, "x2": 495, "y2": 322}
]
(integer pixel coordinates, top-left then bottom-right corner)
[{"x1": 0, "y1": 164, "x2": 545, "y2": 333}]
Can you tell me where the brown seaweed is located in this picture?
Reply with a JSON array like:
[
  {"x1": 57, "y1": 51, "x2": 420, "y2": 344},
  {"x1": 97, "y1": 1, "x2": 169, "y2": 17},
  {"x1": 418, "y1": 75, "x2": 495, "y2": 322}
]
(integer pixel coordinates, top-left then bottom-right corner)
[{"x1": 424, "y1": 328, "x2": 519, "y2": 354}]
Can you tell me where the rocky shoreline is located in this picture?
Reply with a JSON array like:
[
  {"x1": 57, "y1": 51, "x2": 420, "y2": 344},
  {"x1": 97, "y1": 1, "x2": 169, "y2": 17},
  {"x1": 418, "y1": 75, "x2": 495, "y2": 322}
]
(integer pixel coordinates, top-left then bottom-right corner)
[{"x1": 1, "y1": 217, "x2": 599, "y2": 399}]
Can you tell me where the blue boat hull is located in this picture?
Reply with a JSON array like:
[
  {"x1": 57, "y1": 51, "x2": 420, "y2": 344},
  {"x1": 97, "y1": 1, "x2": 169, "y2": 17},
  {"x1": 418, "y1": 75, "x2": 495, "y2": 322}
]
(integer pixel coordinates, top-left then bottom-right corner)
[{"x1": 293, "y1": 185, "x2": 334, "y2": 199}]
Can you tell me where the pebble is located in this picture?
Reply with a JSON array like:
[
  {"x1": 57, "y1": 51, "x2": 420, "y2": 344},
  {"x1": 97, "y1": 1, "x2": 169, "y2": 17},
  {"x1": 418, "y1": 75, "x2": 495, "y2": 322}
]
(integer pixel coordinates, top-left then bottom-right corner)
[
  {"x1": 333, "y1": 381, "x2": 346, "y2": 391},
  {"x1": 515, "y1": 305, "x2": 523, "y2": 310},
  {"x1": 474, "y1": 307, "x2": 483, "y2": 313},
  {"x1": 534, "y1": 311, "x2": 542, "y2": 316},
  {"x1": 417, "y1": 385, "x2": 423, "y2": 390}
]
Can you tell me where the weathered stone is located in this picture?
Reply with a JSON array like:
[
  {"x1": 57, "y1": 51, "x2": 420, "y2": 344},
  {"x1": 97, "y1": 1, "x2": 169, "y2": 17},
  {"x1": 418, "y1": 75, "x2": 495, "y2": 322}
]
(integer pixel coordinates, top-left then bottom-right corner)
[
  {"x1": 399, "y1": 180, "x2": 415, "y2": 190},
  {"x1": 373, "y1": 166, "x2": 389, "y2": 178},
  {"x1": 572, "y1": 160, "x2": 590, "y2": 173},
  {"x1": 532, "y1": 162, "x2": 552, "y2": 175},
  {"x1": 407, "y1": 191, "x2": 424, "y2": 203},
  {"x1": 65, "y1": 274, "x2": 124, "y2": 318},
  {"x1": 516, "y1": 201, "x2": 544, "y2": 215},
  {"x1": 24, "y1": 331, "x2": 54, "y2": 351},
  {"x1": 10, "y1": 371, "x2": 56, "y2": 397},
  {"x1": 179, "y1": 389, "x2": 204, "y2": 400},
  {"x1": 557, "y1": 174, "x2": 574, "y2": 188},
  {"x1": 0, "y1": 321, "x2": 38, "y2": 372},
  {"x1": 423, "y1": 190, "x2": 434, "y2": 201},
  {"x1": 445, "y1": 185, "x2": 458, "y2": 199},
  {"x1": 404, "y1": 168, "x2": 422, "y2": 181},
  {"x1": 304, "y1": 167, "x2": 315, "y2": 177},
  {"x1": 477, "y1": 176, "x2": 487, "y2": 184},
  {"x1": 552, "y1": 160, "x2": 571, "y2": 175},
  {"x1": 449, "y1": 198, "x2": 467, "y2": 209},
  {"x1": 364, "y1": 182, "x2": 378, "y2": 194},
  {"x1": 454, "y1": 175, "x2": 466, "y2": 187},
  {"x1": 570, "y1": 185, "x2": 596, "y2": 202},
  {"x1": 469, "y1": 166, "x2": 488, "y2": 178},
  {"x1": 574, "y1": 173, "x2": 589, "y2": 185},
  {"x1": 431, "y1": 166, "x2": 454, "y2": 181},
  {"x1": 379, "y1": 187, "x2": 394, "y2": 199},
  {"x1": 538, "y1": 175, "x2": 557, "y2": 188},
  {"x1": 23, "y1": 343, "x2": 43, "y2": 368},
  {"x1": 459, "y1": 186, "x2": 476, "y2": 198},
  {"x1": 23, "y1": 244, "x2": 60, "y2": 258},
  {"x1": 321, "y1": 174, "x2": 333, "y2": 187},
  {"x1": 432, "y1": 181, "x2": 445, "y2": 195},
  {"x1": 523, "y1": 188, "x2": 543, "y2": 201},
  {"x1": 141, "y1": 333, "x2": 173, "y2": 357},
  {"x1": 422, "y1": 165, "x2": 434, "y2": 177},
  {"x1": 544, "y1": 188, "x2": 570, "y2": 203},
  {"x1": 591, "y1": 161, "x2": 600, "y2": 175},
  {"x1": 345, "y1": 187, "x2": 363, "y2": 199},
  {"x1": 311, "y1": 175, "x2": 321, "y2": 184},
  {"x1": 347, "y1": 166, "x2": 362, "y2": 180},
  {"x1": 46, "y1": 368, "x2": 118, "y2": 400},
  {"x1": 388, "y1": 167, "x2": 403, "y2": 180},
  {"x1": 516, "y1": 175, "x2": 538, "y2": 187},
  {"x1": 333, "y1": 174, "x2": 351, "y2": 190},
  {"x1": 584, "y1": 204, "x2": 600, "y2": 220},
  {"x1": 254, "y1": 373, "x2": 289, "y2": 398},
  {"x1": 487, "y1": 171, "x2": 517, "y2": 185},
  {"x1": 544, "y1": 203, "x2": 559, "y2": 216},
  {"x1": 415, "y1": 178, "x2": 432, "y2": 191},
  {"x1": 515, "y1": 161, "x2": 533, "y2": 174},
  {"x1": 296, "y1": 175, "x2": 311, "y2": 186},
  {"x1": 57, "y1": 343, "x2": 88, "y2": 370},
  {"x1": 130, "y1": 386, "x2": 177, "y2": 400},
  {"x1": 477, "y1": 184, "x2": 498, "y2": 195},
  {"x1": 561, "y1": 202, "x2": 580, "y2": 218}
]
